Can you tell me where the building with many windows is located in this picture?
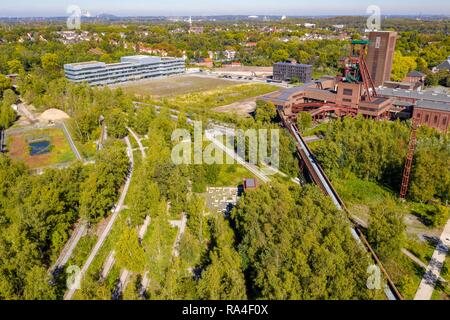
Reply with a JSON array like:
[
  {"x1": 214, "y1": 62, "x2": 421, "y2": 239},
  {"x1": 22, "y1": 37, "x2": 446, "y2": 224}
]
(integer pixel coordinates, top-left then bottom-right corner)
[
  {"x1": 64, "y1": 55, "x2": 185, "y2": 86},
  {"x1": 273, "y1": 62, "x2": 312, "y2": 83}
]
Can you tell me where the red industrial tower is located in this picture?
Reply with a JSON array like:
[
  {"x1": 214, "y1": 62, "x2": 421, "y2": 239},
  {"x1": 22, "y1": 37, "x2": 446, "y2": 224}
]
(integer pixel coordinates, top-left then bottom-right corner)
[
  {"x1": 342, "y1": 39, "x2": 378, "y2": 102},
  {"x1": 400, "y1": 119, "x2": 418, "y2": 199}
]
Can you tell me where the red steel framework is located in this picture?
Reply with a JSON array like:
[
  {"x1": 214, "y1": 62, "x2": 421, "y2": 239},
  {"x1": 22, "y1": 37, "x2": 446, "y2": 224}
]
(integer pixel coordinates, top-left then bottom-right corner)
[
  {"x1": 294, "y1": 39, "x2": 380, "y2": 121},
  {"x1": 347, "y1": 40, "x2": 378, "y2": 102},
  {"x1": 400, "y1": 119, "x2": 418, "y2": 199}
]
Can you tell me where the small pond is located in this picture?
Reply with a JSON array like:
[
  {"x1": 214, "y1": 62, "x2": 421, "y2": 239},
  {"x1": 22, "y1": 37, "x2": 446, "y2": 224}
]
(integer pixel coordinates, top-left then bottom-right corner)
[{"x1": 29, "y1": 140, "x2": 51, "y2": 156}]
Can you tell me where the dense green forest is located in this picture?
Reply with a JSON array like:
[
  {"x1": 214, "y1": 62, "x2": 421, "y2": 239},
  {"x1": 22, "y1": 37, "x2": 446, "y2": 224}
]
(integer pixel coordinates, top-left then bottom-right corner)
[
  {"x1": 312, "y1": 117, "x2": 449, "y2": 204},
  {"x1": 0, "y1": 19, "x2": 448, "y2": 300},
  {"x1": 0, "y1": 142, "x2": 129, "y2": 299}
]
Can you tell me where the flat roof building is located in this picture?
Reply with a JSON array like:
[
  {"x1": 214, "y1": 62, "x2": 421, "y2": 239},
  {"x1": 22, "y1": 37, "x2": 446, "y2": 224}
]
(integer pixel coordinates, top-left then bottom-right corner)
[
  {"x1": 64, "y1": 55, "x2": 185, "y2": 86},
  {"x1": 273, "y1": 62, "x2": 312, "y2": 83}
]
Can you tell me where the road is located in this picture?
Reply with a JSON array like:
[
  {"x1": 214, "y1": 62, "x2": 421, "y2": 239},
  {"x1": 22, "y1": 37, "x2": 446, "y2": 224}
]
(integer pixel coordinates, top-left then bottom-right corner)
[
  {"x1": 127, "y1": 127, "x2": 146, "y2": 159},
  {"x1": 64, "y1": 136, "x2": 134, "y2": 300},
  {"x1": 414, "y1": 219, "x2": 450, "y2": 300}
]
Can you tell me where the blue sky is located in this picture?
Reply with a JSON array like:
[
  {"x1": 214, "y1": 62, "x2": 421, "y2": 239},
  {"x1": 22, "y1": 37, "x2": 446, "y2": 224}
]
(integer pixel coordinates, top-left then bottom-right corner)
[{"x1": 0, "y1": 0, "x2": 449, "y2": 17}]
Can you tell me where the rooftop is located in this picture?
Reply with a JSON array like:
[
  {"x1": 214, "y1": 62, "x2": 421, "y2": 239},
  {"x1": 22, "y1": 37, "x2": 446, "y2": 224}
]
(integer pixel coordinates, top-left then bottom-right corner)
[
  {"x1": 377, "y1": 87, "x2": 450, "y2": 104},
  {"x1": 416, "y1": 100, "x2": 450, "y2": 112},
  {"x1": 407, "y1": 70, "x2": 426, "y2": 77},
  {"x1": 64, "y1": 55, "x2": 184, "y2": 71},
  {"x1": 274, "y1": 62, "x2": 313, "y2": 67}
]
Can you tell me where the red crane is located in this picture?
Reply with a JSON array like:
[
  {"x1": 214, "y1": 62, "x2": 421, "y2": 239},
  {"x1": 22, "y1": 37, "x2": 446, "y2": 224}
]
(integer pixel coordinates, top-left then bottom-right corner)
[{"x1": 400, "y1": 119, "x2": 418, "y2": 199}]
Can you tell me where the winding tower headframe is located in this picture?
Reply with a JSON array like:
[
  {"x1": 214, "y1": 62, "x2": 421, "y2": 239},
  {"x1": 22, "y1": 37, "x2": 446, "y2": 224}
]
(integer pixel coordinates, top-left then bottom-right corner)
[{"x1": 343, "y1": 39, "x2": 378, "y2": 102}]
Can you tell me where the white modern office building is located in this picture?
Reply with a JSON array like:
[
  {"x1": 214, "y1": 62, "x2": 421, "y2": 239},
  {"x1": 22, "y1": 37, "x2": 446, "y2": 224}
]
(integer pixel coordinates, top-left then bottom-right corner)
[{"x1": 64, "y1": 55, "x2": 185, "y2": 86}]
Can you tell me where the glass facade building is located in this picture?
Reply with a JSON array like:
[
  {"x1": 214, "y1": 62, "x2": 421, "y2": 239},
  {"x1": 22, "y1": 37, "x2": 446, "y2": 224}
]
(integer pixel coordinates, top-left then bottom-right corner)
[{"x1": 64, "y1": 55, "x2": 185, "y2": 86}]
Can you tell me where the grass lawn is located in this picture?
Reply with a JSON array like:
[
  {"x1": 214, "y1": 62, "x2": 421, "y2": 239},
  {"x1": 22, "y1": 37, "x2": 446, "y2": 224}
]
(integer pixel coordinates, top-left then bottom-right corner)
[
  {"x1": 65, "y1": 120, "x2": 98, "y2": 160},
  {"x1": 120, "y1": 76, "x2": 240, "y2": 97},
  {"x1": 212, "y1": 164, "x2": 258, "y2": 187},
  {"x1": 384, "y1": 254, "x2": 424, "y2": 300},
  {"x1": 303, "y1": 122, "x2": 329, "y2": 137},
  {"x1": 7, "y1": 127, "x2": 77, "y2": 170},
  {"x1": 333, "y1": 178, "x2": 406, "y2": 223}
]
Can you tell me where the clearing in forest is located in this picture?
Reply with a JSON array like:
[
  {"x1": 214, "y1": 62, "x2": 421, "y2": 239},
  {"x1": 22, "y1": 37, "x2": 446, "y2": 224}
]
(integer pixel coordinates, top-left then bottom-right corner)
[{"x1": 6, "y1": 126, "x2": 77, "y2": 170}]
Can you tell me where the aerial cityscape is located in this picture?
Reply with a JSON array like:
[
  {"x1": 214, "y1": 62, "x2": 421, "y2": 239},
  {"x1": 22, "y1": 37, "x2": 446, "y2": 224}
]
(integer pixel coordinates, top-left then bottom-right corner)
[{"x1": 0, "y1": 0, "x2": 449, "y2": 310}]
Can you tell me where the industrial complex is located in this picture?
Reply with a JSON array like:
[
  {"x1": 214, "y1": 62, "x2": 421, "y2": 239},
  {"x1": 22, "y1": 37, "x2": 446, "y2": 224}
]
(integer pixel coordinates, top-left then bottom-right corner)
[
  {"x1": 261, "y1": 31, "x2": 450, "y2": 132},
  {"x1": 64, "y1": 55, "x2": 185, "y2": 86}
]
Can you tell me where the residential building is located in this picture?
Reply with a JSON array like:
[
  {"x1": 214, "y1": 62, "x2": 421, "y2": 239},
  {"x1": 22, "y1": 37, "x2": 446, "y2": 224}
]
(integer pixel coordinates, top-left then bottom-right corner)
[
  {"x1": 303, "y1": 23, "x2": 316, "y2": 28},
  {"x1": 273, "y1": 62, "x2": 312, "y2": 83},
  {"x1": 64, "y1": 55, "x2": 185, "y2": 86},
  {"x1": 434, "y1": 55, "x2": 450, "y2": 72},
  {"x1": 404, "y1": 70, "x2": 426, "y2": 84}
]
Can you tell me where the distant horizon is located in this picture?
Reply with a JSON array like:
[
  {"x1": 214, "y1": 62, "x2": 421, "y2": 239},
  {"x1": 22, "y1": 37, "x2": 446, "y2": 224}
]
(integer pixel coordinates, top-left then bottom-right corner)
[
  {"x1": 0, "y1": 13, "x2": 449, "y2": 19},
  {"x1": 1, "y1": 0, "x2": 449, "y2": 18}
]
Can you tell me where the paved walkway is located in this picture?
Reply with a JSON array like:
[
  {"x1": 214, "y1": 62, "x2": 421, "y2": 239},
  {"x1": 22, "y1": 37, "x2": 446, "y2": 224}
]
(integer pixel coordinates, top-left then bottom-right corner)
[
  {"x1": 64, "y1": 136, "x2": 134, "y2": 300},
  {"x1": 112, "y1": 269, "x2": 130, "y2": 300},
  {"x1": 127, "y1": 127, "x2": 146, "y2": 159},
  {"x1": 101, "y1": 250, "x2": 116, "y2": 280},
  {"x1": 169, "y1": 214, "x2": 187, "y2": 258},
  {"x1": 49, "y1": 222, "x2": 87, "y2": 275},
  {"x1": 414, "y1": 219, "x2": 450, "y2": 300},
  {"x1": 205, "y1": 130, "x2": 270, "y2": 183},
  {"x1": 138, "y1": 216, "x2": 151, "y2": 242},
  {"x1": 304, "y1": 135, "x2": 321, "y2": 143},
  {"x1": 61, "y1": 122, "x2": 82, "y2": 161},
  {"x1": 16, "y1": 102, "x2": 38, "y2": 123}
]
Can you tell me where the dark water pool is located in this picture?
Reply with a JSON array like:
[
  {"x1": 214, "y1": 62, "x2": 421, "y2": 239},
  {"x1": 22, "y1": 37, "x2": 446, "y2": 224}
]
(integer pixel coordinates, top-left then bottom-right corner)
[{"x1": 29, "y1": 140, "x2": 51, "y2": 156}]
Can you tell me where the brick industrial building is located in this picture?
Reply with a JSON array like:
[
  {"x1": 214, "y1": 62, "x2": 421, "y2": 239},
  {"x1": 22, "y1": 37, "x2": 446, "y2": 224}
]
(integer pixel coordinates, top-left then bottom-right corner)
[
  {"x1": 377, "y1": 87, "x2": 450, "y2": 132},
  {"x1": 366, "y1": 31, "x2": 397, "y2": 87},
  {"x1": 273, "y1": 62, "x2": 312, "y2": 83},
  {"x1": 261, "y1": 31, "x2": 449, "y2": 132}
]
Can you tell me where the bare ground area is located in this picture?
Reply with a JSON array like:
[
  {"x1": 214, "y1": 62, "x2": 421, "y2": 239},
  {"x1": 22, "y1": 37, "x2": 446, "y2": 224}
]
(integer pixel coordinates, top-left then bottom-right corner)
[
  {"x1": 212, "y1": 96, "x2": 258, "y2": 117},
  {"x1": 117, "y1": 75, "x2": 240, "y2": 97}
]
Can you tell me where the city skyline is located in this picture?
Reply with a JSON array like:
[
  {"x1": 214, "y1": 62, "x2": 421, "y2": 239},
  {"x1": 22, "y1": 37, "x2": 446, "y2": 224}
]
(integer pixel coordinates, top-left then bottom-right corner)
[{"x1": 1, "y1": 0, "x2": 450, "y2": 17}]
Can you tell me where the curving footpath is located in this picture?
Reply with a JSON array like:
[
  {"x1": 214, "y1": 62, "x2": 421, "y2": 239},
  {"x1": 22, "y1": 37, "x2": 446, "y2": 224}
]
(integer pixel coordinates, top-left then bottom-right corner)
[{"x1": 64, "y1": 136, "x2": 134, "y2": 300}]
